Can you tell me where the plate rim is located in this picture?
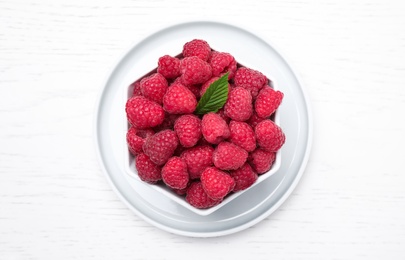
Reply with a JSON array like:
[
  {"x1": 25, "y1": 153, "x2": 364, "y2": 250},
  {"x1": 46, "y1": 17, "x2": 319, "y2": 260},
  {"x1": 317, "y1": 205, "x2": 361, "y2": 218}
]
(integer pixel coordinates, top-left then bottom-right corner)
[{"x1": 94, "y1": 20, "x2": 313, "y2": 237}]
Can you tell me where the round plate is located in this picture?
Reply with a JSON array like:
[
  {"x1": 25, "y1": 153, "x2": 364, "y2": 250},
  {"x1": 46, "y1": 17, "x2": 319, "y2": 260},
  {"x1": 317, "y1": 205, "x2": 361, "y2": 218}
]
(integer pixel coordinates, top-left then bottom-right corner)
[{"x1": 95, "y1": 21, "x2": 312, "y2": 237}]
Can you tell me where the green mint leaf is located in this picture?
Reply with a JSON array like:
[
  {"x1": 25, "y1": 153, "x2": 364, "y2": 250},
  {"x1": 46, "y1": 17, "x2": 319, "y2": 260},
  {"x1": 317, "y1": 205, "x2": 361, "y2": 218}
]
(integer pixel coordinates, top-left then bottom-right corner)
[{"x1": 195, "y1": 73, "x2": 229, "y2": 115}]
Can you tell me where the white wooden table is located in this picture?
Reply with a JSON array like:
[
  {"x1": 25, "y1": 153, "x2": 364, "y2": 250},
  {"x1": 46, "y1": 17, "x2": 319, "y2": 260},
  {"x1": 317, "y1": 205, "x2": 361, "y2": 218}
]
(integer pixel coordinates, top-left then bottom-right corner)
[{"x1": 1, "y1": 0, "x2": 404, "y2": 259}]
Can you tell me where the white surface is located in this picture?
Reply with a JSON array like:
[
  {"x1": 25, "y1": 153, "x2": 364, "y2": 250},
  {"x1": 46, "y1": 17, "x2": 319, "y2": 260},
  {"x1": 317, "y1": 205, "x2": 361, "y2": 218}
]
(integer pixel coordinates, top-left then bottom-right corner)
[{"x1": 1, "y1": 0, "x2": 404, "y2": 258}]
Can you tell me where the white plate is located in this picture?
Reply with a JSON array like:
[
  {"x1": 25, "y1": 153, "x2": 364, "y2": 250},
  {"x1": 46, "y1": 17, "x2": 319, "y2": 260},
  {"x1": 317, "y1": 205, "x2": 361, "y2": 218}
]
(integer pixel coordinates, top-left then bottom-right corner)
[{"x1": 95, "y1": 21, "x2": 312, "y2": 237}]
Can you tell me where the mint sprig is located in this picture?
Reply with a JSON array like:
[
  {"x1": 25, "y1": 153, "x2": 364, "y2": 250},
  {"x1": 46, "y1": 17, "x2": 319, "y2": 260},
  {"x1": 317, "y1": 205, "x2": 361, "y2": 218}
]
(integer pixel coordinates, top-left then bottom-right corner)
[{"x1": 194, "y1": 73, "x2": 229, "y2": 115}]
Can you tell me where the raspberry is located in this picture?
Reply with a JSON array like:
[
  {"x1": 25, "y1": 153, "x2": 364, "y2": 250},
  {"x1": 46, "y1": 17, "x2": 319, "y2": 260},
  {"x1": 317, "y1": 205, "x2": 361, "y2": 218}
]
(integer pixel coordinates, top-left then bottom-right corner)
[
  {"x1": 125, "y1": 96, "x2": 165, "y2": 129},
  {"x1": 182, "y1": 39, "x2": 211, "y2": 61},
  {"x1": 248, "y1": 148, "x2": 276, "y2": 174},
  {"x1": 140, "y1": 73, "x2": 168, "y2": 104},
  {"x1": 130, "y1": 81, "x2": 142, "y2": 97},
  {"x1": 186, "y1": 182, "x2": 222, "y2": 209},
  {"x1": 126, "y1": 127, "x2": 143, "y2": 155},
  {"x1": 161, "y1": 157, "x2": 189, "y2": 190},
  {"x1": 174, "y1": 114, "x2": 202, "y2": 148},
  {"x1": 181, "y1": 145, "x2": 214, "y2": 179},
  {"x1": 209, "y1": 51, "x2": 237, "y2": 79},
  {"x1": 255, "y1": 86, "x2": 284, "y2": 118},
  {"x1": 200, "y1": 167, "x2": 235, "y2": 200},
  {"x1": 173, "y1": 76, "x2": 201, "y2": 99},
  {"x1": 246, "y1": 112, "x2": 265, "y2": 129},
  {"x1": 228, "y1": 121, "x2": 256, "y2": 152},
  {"x1": 135, "y1": 153, "x2": 161, "y2": 183},
  {"x1": 234, "y1": 67, "x2": 268, "y2": 98},
  {"x1": 142, "y1": 129, "x2": 179, "y2": 165},
  {"x1": 163, "y1": 83, "x2": 197, "y2": 114},
  {"x1": 229, "y1": 163, "x2": 258, "y2": 192},
  {"x1": 201, "y1": 112, "x2": 230, "y2": 144},
  {"x1": 224, "y1": 87, "x2": 253, "y2": 122},
  {"x1": 212, "y1": 141, "x2": 248, "y2": 170},
  {"x1": 255, "y1": 120, "x2": 285, "y2": 152},
  {"x1": 126, "y1": 127, "x2": 154, "y2": 155},
  {"x1": 157, "y1": 55, "x2": 181, "y2": 79},
  {"x1": 180, "y1": 56, "x2": 212, "y2": 86}
]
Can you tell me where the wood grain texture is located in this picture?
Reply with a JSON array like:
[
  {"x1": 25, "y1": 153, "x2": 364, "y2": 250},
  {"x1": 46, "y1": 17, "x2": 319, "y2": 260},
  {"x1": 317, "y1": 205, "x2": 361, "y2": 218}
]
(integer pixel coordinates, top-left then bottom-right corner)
[{"x1": 1, "y1": 0, "x2": 405, "y2": 259}]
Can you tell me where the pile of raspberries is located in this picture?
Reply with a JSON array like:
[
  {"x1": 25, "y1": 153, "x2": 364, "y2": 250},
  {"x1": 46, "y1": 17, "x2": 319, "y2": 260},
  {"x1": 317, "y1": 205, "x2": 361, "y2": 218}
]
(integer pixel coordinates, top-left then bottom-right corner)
[{"x1": 125, "y1": 39, "x2": 285, "y2": 209}]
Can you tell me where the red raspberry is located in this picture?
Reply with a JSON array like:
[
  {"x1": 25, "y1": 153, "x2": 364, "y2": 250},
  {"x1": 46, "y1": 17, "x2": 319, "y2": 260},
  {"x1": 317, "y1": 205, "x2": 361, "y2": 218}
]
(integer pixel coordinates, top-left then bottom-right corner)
[
  {"x1": 246, "y1": 112, "x2": 265, "y2": 129},
  {"x1": 157, "y1": 55, "x2": 181, "y2": 79},
  {"x1": 135, "y1": 153, "x2": 161, "y2": 183},
  {"x1": 182, "y1": 39, "x2": 211, "y2": 61},
  {"x1": 173, "y1": 76, "x2": 201, "y2": 99},
  {"x1": 126, "y1": 127, "x2": 143, "y2": 155},
  {"x1": 163, "y1": 83, "x2": 197, "y2": 114},
  {"x1": 139, "y1": 73, "x2": 168, "y2": 104},
  {"x1": 142, "y1": 130, "x2": 179, "y2": 166},
  {"x1": 209, "y1": 51, "x2": 237, "y2": 79},
  {"x1": 224, "y1": 87, "x2": 253, "y2": 122},
  {"x1": 228, "y1": 121, "x2": 256, "y2": 152},
  {"x1": 126, "y1": 127, "x2": 154, "y2": 155},
  {"x1": 212, "y1": 141, "x2": 248, "y2": 170},
  {"x1": 125, "y1": 96, "x2": 165, "y2": 129},
  {"x1": 186, "y1": 182, "x2": 222, "y2": 209},
  {"x1": 255, "y1": 86, "x2": 284, "y2": 118},
  {"x1": 161, "y1": 157, "x2": 189, "y2": 190},
  {"x1": 248, "y1": 148, "x2": 276, "y2": 174},
  {"x1": 200, "y1": 167, "x2": 235, "y2": 200},
  {"x1": 181, "y1": 145, "x2": 214, "y2": 179},
  {"x1": 234, "y1": 67, "x2": 268, "y2": 98},
  {"x1": 201, "y1": 112, "x2": 230, "y2": 144},
  {"x1": 255, "y1": 120, "x2": 285, "y2": 152},
  {"x1": 229, "y1": 163, "x2": 258, "y2": 192},
  {"x1": 174, "y1": 114, "x2": 202, "y2": 148},
  {"x1": 130, "y1": 81, "x2": 142, "y2": 97},
  {"x1": 180, "y1": 56, "x2": 212, "y2": 86}
]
